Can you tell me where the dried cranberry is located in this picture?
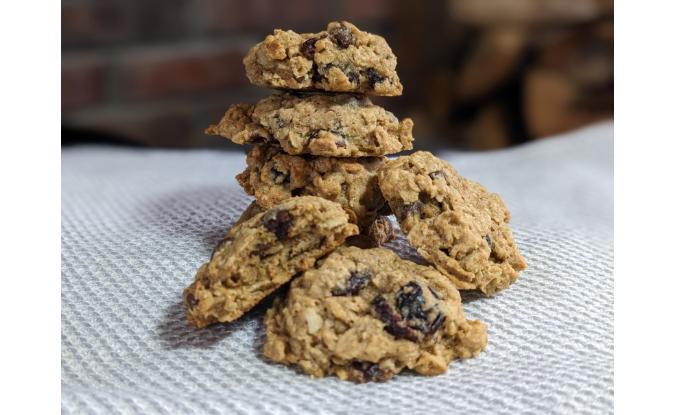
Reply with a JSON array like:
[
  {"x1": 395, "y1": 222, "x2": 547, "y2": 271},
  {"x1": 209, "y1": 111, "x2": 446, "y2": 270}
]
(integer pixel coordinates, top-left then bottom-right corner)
[
  {"x1": 332, "y1": 271, "x2": 371, "y2": 296},
  {"x1": 262, "y1": 210, "x2": 293, "y2": 240}
]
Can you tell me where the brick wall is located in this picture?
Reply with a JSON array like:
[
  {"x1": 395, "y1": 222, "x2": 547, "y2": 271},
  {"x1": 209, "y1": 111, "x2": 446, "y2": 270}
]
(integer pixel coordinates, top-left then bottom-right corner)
[{"x1": 62, "y1": 0, "x2": 395, "y2": 148}]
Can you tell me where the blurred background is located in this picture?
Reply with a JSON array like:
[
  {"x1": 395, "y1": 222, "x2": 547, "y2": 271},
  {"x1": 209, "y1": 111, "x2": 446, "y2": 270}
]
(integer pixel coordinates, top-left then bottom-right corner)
[{"x1": 62, "y1": 0, "x2": 613, "y2": 150}]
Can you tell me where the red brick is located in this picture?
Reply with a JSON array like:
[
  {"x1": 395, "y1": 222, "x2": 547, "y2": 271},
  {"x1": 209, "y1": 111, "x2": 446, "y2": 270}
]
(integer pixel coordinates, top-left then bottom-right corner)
[
  {"x1": 62, "y1": 57, "x2": 106, "y2": 111},
  {"x1": 119, "y1": 45, "x2": 248, "y2": 101}
]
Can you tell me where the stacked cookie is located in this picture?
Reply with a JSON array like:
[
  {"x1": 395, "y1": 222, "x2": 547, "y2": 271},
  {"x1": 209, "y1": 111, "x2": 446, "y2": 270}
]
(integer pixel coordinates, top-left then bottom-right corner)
[{"x1": 183, "y1": 22, "x2": 526, "y2": 383}]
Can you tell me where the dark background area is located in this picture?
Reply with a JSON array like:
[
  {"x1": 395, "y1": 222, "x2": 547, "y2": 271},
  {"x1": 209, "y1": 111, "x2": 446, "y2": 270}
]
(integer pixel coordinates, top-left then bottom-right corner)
[{"x1": 62, "y1": 0, "x2": 613, "y2": 150}]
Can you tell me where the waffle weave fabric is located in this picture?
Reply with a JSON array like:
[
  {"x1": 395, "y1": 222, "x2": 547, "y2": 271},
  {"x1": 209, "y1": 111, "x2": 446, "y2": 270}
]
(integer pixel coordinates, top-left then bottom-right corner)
[{"x1": 62, "y1": 122, "x2": 613, "y2": 414}]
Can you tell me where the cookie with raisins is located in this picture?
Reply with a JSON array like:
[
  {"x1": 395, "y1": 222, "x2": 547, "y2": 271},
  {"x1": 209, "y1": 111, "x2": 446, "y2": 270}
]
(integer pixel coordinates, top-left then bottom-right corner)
[
  {"x1": 184, "y1": 197, "x2": 358, "y2": 328},
  {"x1": 243, "y1": 21, "x2": 403, "y2": 96},
  {"x1": 236, "y1": 143, "x2": 389, "y2": 230},
  {"x1": 206, "y1": 93, "x2": 413, "y2": 157},
  {"x1": 263, "y1": 246, "x2": 487, "y2": 382},
  {"x1": 378, "y1": 151, "x2": 527, "y2": 295}
]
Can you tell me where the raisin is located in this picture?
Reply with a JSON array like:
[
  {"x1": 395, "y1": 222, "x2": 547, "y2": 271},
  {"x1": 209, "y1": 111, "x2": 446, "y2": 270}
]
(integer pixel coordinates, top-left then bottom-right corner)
[
  {"x1": 366, "y1": 68, "x2": 385, "y2": 87},
  {"x1": 300, "y1": 37, "x2": 319, "y2": 59},
  {"x1": 427, "y1": 311, "x2": 446, "y2": 335},
  {"x1": 396, "y1": 282, "x2": 447, "y2": 336},
  {"x1": 372, "y1": 295, "x2": 420, "y2": 342},
  {"x1": 373, "y1": 296, "x2": 398, "y2": 324},
  {"x1": 262, "y1": 210, "x2": 293, "y2": 240},
  {"x1": 396, "y1": 282, "x2": 427, "y2": 322},
  {"x1": 385, "y1": 319, "x2": 421, "y2": 342},
  {"x1": 400, "y1": 201, "x2": 422, "y2": 220},
  {"x1": 332, "y1": 271, "x2": 371, "y2": 296},
  {"x1": 253, "y1": 242, "x2": 271, "y2": 258},
  {"x1": 270, "y1": 166, "x2": 289, "y2": 185},
  {"x1": 311, "y1": 64, "x2": 324, "y2": 83},
  {"x1": 186, "y1": 293, "x2": 198, "y2": 308},
  {"x1": 290, "y1": 188, "x2": 303, "y2": 197},
  {"x1": 352, "y1": 361, "x2": 387, "y2": 382},
  {"x1": 329, "y1": 23, "x2": 353, "y2": 49}
]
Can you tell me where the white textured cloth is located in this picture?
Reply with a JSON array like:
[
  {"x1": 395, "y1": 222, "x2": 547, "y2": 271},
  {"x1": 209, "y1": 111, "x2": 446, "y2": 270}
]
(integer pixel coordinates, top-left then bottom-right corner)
[{"x1": 62, "y1": 122, "x2": 614, "y2": 414}]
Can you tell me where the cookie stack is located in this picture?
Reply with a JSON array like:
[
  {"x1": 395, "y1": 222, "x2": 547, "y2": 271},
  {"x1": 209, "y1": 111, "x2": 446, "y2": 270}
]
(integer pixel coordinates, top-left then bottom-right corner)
[{"x1": 183, "y1": 22, "x2": 527, "y2": 383}]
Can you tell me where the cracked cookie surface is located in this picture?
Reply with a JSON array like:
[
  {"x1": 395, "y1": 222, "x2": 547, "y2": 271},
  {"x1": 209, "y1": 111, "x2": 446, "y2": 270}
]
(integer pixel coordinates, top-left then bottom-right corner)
[
  {"x1": 263, "y1": 246, "x2": 487, "y2": 382},
  {"x1": 206, "y1": 92, "x2": 413, "y2": 157},
  {"x1": 184, "y1": 196, "x2": 358, "y2": 328},
  {"x1": 244, "y1": 21, "x2": 402, "y2": 95},
  {"x1": 236, "y1": 144, "x2": 388, "y2": 229},
  {"x1": 378, "y1": 152, "x2": 527, "y2": 295}
]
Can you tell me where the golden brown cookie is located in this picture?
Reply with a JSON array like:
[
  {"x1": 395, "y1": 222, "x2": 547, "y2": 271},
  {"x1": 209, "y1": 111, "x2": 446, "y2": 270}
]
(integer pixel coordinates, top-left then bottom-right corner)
[
  {"x1": 263, "y1": 246, "x2": 487, "y2": 382},
  {"x1": 236, "y1": 143, "x2": 388, "y2": 229},
  {"x1": 243, "y1": 21, "x2": 402, "y2": 96},
  {"x1": 206, "y1": 92, "x2": 413, "y2": 157},
  {"x1": 184, "y1": 197, "x2": 358, "y2": 328},
  {"x1": 378, "y1": 152, "x2": 527, "y2": 295}
]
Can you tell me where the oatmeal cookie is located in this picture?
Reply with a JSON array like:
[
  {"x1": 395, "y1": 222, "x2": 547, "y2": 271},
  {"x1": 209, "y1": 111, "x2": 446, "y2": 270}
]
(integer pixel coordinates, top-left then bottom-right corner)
[
  {"x1": 377, "y1": 152, "x2": 527, "y2": 295},
  {"x1": 206, "y1": 92, "x2": 413, "y2": 157},
  {"x1": 236, "y1": 143, "x2": 387, "y2": 228},
  {"x1": 243, "y1": 21, "x2": 402, "y2": 95},
  {"x1": 263, "y1": 246, "x2": 487, "y2": 382},
  {"x1": 184, "y1": 197, "x2": 358, "y2": 328}
]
